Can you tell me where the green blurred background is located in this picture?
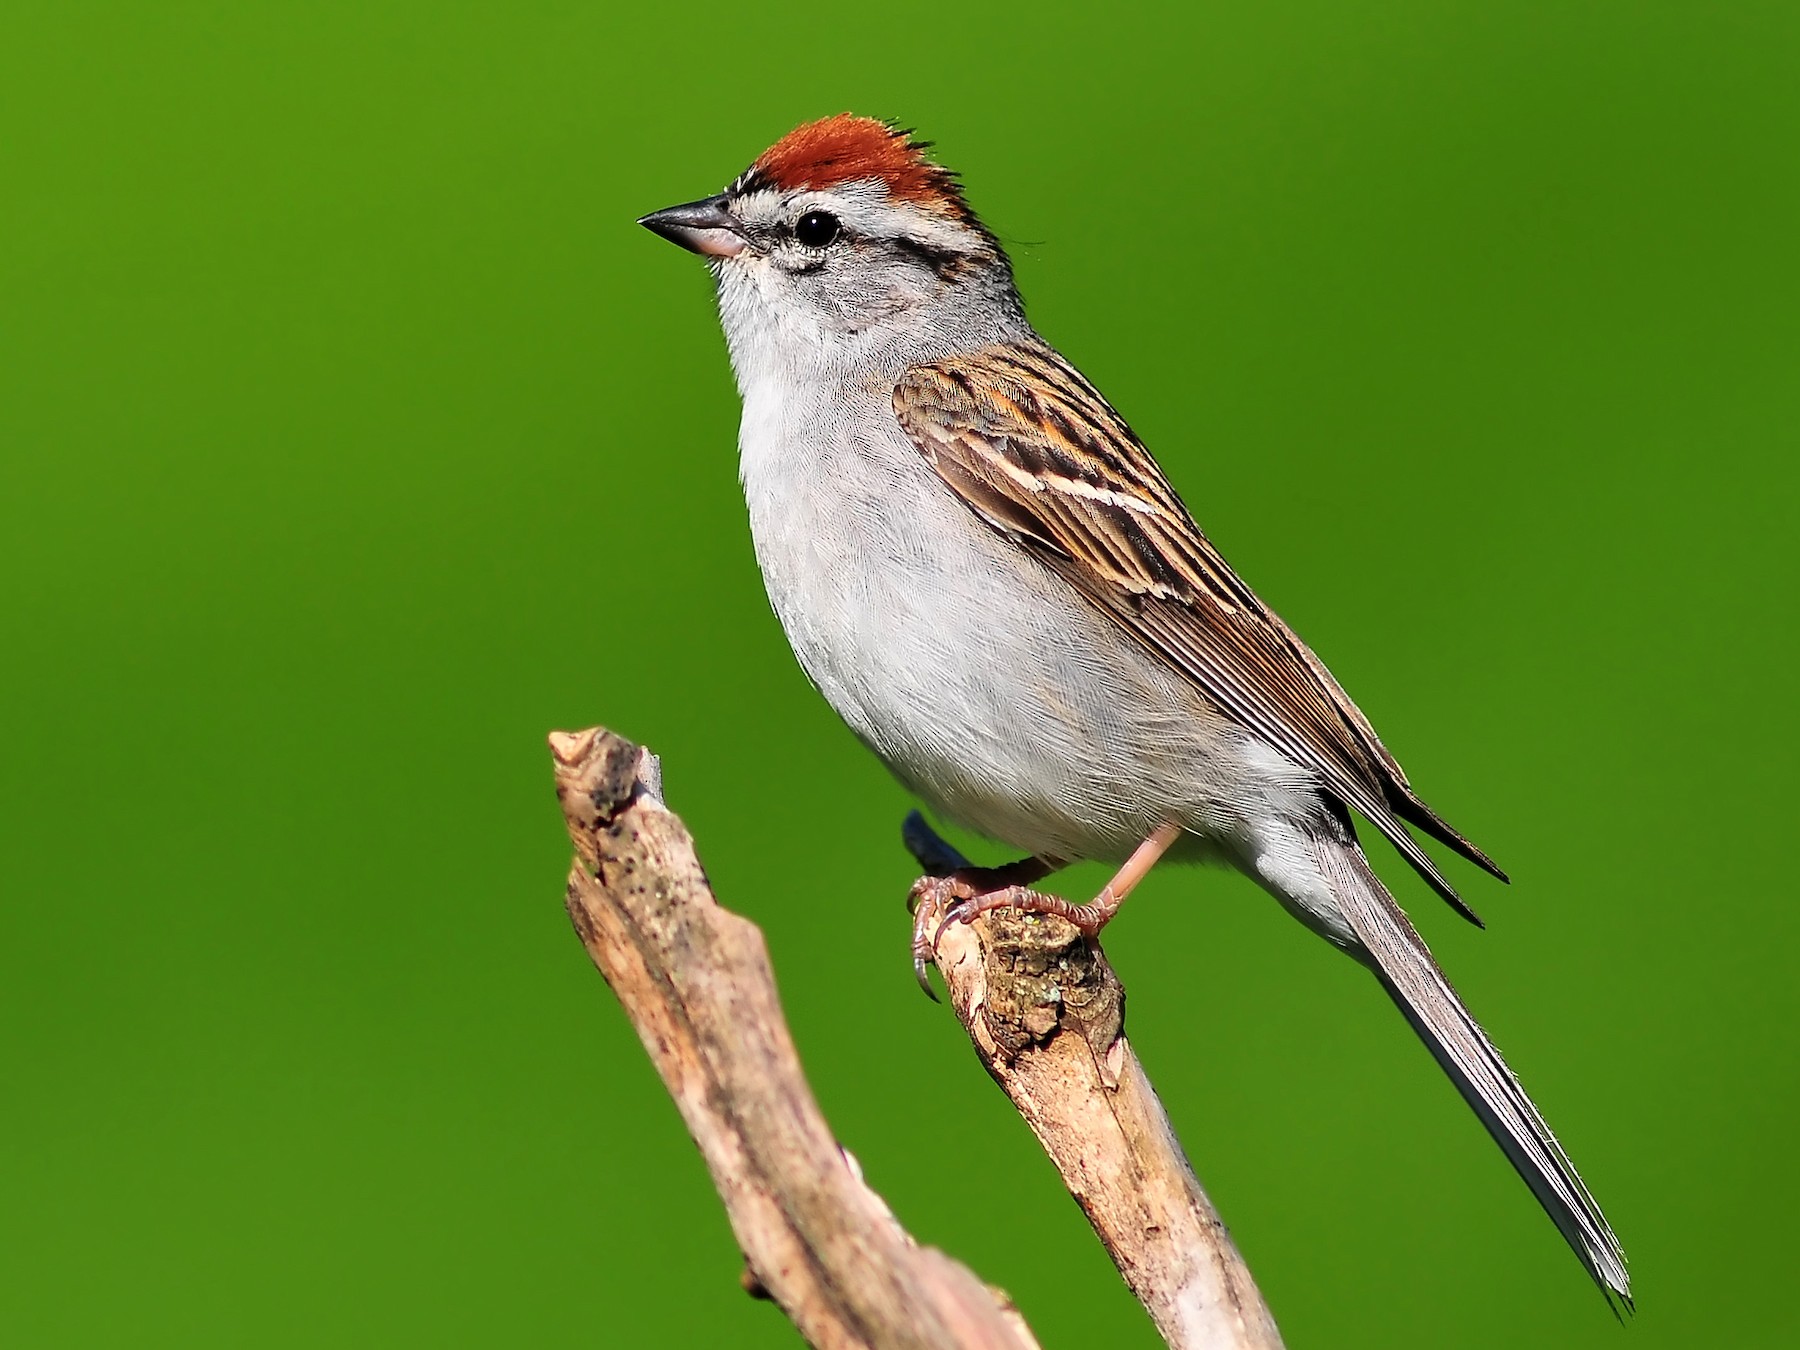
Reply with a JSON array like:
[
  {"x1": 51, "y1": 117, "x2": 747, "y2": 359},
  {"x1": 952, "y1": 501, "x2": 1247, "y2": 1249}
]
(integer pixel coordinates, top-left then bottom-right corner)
[{"x1": 4, "y1": 2, "x2": 1796, "y2": 1345}]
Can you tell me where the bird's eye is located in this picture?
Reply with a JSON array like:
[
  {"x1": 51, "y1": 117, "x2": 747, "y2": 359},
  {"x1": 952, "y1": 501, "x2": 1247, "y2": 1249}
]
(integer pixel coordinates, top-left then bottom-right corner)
[{"x1": 794, "y1": 210, "x2": 841, "y2": 248}]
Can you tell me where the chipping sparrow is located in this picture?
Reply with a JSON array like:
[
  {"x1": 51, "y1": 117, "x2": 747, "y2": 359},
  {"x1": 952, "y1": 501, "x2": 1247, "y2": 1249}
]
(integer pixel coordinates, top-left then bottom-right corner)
[{"x1": 640, "y1": 114, "x2": 1628, "y2": 1303}]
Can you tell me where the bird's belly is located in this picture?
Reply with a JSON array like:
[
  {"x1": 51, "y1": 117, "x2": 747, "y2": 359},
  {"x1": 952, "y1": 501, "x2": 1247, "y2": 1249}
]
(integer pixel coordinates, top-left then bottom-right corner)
[{"x1": 743, "y1": 421, "x2": 1321, "y2": 864}]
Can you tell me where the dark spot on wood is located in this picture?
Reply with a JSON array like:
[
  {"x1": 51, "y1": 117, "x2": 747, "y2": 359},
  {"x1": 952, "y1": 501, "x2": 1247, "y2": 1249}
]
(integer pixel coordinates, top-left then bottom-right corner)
[{"x1": 976, "y1": 911, "x2": 1124, "y2": 1063}]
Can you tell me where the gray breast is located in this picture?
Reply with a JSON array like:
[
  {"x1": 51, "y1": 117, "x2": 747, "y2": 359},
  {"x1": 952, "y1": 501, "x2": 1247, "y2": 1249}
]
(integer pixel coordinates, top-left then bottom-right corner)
[{"x1": 736, "y1": 381, "x2": 1304, "y2": 864}]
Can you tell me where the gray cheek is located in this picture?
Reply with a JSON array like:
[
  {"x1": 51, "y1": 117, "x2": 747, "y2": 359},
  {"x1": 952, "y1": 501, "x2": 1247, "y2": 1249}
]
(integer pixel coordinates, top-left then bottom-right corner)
[{"x1": 831, "y1": 260, "x2": 936, "y2": 330}]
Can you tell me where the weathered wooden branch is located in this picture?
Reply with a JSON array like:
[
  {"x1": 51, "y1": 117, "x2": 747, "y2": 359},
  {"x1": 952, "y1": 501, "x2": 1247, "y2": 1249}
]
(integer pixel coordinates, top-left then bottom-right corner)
[
  {"x1": 551, "y1": 726, "x2": 1039, "y2": 1350},
  {"x1": 905, "y1": 815, "x2": 1283, "y2": 1350},
  {"x1": 551, "y1": 724, "x2": 1281, "y2": 1348}
]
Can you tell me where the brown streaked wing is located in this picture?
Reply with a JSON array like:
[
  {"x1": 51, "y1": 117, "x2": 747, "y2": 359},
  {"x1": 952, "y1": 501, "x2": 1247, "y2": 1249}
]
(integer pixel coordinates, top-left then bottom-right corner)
[{"x1": 893, "y1": 338, "x2": 1504, "y2": 921}]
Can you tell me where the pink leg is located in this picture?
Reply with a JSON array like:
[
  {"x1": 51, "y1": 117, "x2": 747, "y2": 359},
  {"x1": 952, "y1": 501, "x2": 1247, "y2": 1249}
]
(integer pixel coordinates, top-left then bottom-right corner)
[{"x1": 931, "y1": 822, "x2": 1183, "y2": 948}]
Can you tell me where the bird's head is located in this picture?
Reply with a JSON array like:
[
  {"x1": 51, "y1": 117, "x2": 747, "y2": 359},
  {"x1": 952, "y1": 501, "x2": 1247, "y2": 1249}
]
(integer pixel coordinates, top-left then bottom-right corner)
[{"x1": 640, "y1": 115, "x2": 1022, "y2": 374}]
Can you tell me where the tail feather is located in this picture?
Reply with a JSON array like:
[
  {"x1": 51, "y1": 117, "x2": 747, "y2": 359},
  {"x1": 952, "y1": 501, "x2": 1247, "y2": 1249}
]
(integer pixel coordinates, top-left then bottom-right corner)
[{"x1": 1313, "y1": 837, "x2": 1631, "y2": 1305}]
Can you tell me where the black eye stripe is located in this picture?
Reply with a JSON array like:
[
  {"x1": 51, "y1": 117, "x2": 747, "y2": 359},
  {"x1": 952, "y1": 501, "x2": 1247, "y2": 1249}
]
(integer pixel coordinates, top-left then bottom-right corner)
[{"x1": 891, "y1": 235, "x2": 971, "y2": 281}]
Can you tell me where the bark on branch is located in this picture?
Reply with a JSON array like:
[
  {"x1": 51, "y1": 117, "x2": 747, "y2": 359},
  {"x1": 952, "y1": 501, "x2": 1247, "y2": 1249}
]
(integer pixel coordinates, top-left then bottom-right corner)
[
  {"x1": 905, "y1": 815, "x2": 1283, "y2": 1350},
  {"x1": 551, "y1": 726, "x2": 1037, "y2": 1350},
  {"x1": 551, "y1": 725, "x2": 1281, "y2": 1348}
]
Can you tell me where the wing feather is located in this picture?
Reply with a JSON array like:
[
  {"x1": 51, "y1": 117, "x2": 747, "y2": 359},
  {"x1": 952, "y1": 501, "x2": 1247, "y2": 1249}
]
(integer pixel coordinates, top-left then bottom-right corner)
[{"x1": 894, "y1": 339, "x2": 1505, "y2": 921}]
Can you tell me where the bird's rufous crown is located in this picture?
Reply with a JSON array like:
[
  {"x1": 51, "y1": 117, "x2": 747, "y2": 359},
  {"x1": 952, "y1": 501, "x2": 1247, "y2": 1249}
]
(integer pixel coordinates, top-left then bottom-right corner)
[{"x1": 739, "y1": 114, "x2": 975, "y2": 223}]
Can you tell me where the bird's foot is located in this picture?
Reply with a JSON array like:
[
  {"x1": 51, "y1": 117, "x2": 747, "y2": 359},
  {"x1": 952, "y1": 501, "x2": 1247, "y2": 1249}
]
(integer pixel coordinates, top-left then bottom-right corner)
[
  {"x1": 908, "y1": 872, "x2": 1117, "y2": 998},
  {"x1": 908, "y1": 872, "x2": 975, "y2": 999}
]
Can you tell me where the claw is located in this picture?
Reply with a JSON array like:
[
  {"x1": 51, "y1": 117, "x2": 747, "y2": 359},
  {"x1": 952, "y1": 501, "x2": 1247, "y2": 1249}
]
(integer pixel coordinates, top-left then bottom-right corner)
[
  {"x1": 912, "y1": 948, "x2": 940, "y2": 1001},
  {"x1": 909, "y1": 876, "x2": 955, "y2": 1002},
  {"x1": 931, "y1": 898, "x2": 974, "y2": 951}
]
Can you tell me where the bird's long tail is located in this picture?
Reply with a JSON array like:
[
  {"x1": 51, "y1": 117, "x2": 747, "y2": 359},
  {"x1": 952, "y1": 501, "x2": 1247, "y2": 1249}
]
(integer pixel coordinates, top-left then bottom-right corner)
[{"x1": 1312, "y1": 835, "x2": 1631, "y2": 1305}]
